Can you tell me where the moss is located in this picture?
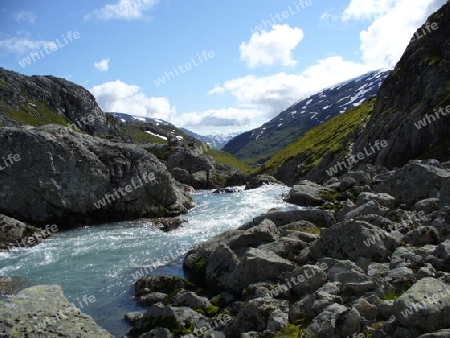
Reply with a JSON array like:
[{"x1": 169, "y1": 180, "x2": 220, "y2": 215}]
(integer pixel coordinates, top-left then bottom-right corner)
[
  {"x1": 379, "y1": 290, "x2": 402, "y2": 301},
  {"x1": 205, "y1": 304, "x2": 220, "y2": 316},
  {"x1": 362, "y1": 321, "x2": 385, "y2": 337},
  {"x1": 318, "y1": 203, "x2": 343, "y2": 211},
  {"x1": 192, "y1": 257, "x2": 207, "y2": 275}
]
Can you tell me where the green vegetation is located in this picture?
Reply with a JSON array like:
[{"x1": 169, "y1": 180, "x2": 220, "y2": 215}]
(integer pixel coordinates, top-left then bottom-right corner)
[
  {"x1": 379, "y1": 290, "x2": 402, "y2": 301},
  {"x1": 1, "y1": 100, "x2": 73, "y2": 128},
  {"x1": 192, "y1": 257, "x2": 207, "y2": 274},
  {"x1": 205, "y1": 148, "x2": 253, "y2": 172},
  {"x1": 258, "y1": 99, "x2": 375, "y2": 176}
]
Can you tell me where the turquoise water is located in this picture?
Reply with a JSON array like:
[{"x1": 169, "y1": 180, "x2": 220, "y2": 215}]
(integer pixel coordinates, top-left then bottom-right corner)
[{"x1": 0, "y1": 185, "x2": 299, "y2": 337}]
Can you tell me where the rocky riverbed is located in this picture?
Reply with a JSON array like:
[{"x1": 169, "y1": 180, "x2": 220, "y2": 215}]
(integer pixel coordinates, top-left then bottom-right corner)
[{"x1": 125, "y1": 160, "x2": 450, "y2": 338}]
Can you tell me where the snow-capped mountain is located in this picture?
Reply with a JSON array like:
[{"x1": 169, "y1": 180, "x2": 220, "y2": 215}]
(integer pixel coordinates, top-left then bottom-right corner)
[
  {"x1": 180, "y1": 128, "x2": 242, "y2": 150},
  {"x1": 107, "y1": 112, "x2": 174, "y2": 127},
  {"x1": 222, "y1": 69, "x2": 391, "y2": 165}
]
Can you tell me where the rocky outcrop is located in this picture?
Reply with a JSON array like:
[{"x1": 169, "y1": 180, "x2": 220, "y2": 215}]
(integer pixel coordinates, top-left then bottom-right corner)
[
  {"x1": 283, "y1": 180, "x2": 333, "y2": 206},
  {"x1": 0, "y1": 285, "x2": 113, "y2": 337},
  {"x1": 245, "y1": 174, "x2": 284, "y2": 190},
  {"x1": 0, "y1": 67, "x2": 118, "y2": 138},
  {"x1": 126, "y1": 158, "x2": 450, "y2": 337},
  {"x1": 0, "y1": 125, "x2": 192, "y2": 228}
]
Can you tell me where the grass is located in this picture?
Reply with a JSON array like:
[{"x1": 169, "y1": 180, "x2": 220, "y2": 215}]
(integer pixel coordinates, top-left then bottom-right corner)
[
  {"x1": 257, "y1": 99, "x2": 375, "y2": 176},
  {"x1": 379, "y1": 290, "x2": 402, "y2": 301},
  {"x1": 205, "y1": 147, "x2": 253, "y2": 173}
]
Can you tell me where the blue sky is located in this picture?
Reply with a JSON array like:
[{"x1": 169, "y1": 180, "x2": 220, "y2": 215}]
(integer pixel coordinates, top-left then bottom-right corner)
[{"x1": 0, "y1": 0, "x2": 446, "y2": 135}]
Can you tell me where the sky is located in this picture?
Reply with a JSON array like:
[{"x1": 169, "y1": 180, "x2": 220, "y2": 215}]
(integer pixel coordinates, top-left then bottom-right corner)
[{"x1": 0, "y1": 0, "x2": 447, "y2": 135}]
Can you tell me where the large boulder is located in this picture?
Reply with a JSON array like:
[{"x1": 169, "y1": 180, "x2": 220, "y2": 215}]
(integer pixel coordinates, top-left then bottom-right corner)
[
  {"x1": 283, "y1": 180, "x2": 331, "y2": 206},
  {"x1": 393, "y1": 278, "x2": 450, "y2": 332},
  {"x1": 245, "y1": 175, "x2": 283, "y2": 190},
  {"x1": 0, "y1": 285, "x2": 113, "y2": 337},
  {"x1": 0, "y1": 126, "x2": 192, "y2": 228},
  {"x1": 374, "y1": 163, "x2": 450, "y2": 205},
  {"x1": 309, "y1": 220, "x2": 398, "y2": 261}
]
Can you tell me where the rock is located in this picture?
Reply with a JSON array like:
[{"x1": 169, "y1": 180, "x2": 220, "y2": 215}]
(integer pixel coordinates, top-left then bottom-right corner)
[
  {"x1": 403, "y1": 226, "x2": 440, "y2": 246},
  {"x1": 0, "y1": 214, "x2": 51, "y2": 250},
  {"x1": 141, "y1": 327, "x2": 173, "y2": 338},
  {"x1": 229, "y1": 248, "x2": 295, "y2": 292},
  {"x1": 212, "y1": 187, "x2": 243, "y2": 193},
  {"x1": 337, "y1": 307, "x2": 361, "y2": 338},
  {"x1": 135, "y1": 275, "x2": 194, "y2": 297},
  {"x1": 309, "y1": 220, "x2": 398, "y2": 261},
  {"x1": 228, "y1": 219, "x2": 280, "y2": 250},
  {"x1": 170, "y1": 167, "x2": 193, "y2": 186},
  {"x1": 418, "y1": 330, "x2": 450, "y2": 338},
  {"x1": 386, "y1": 267, "x2": 416, "y2": 290},
  {"x1": 224, "y1": 298, "x2": 288, "y2": 336},
  {"x1": 205, "y1": 243, "x2": 239, "y2": 291},
  {"x1": 326, "y1": 260, "x2": 369, "y2": 284},
  {"x1": 341, "y1": 200, "x2": 389, "y2": 221},
  {"x1": 393, "y1": 277, "x2": 450, "y2": 332},
  {"x1": 192, "y1": 171, "x2": 209, "y2": 189},
  {"x1": 353, "y1": 299, "x2": 378, "y2": 320},
  {"x1": 137, "y1": 292, "x2": 167, "y2": 306},
  {"x1": 239, "y1": 209, "x2": 336, "y2": 230},
  {"x1": 131, "y1": 303, "x2": 203, "y2": 337},
  {"x1": 0, "y1": 126, "x2": 192, "y2": 228},
  {"x1": 245, "y1": 175, "x2": 283, "y2": 190},
  {"x1": 356, "y1": 192, "x2": 396, "y2": 208},
  {"x1": 283, "y1": 180, "x2": 332, "y2": 206},
  {"x1": 378, "y1": 300, "x2": 395, "y2": 320},
  {"x1": 257, "y1": 237, "x2": 308, "y2": 261},
  {"x1": 413, "y1": 198, "x2": 440, "y2": 214},
  {"x1": 125, "y1": 311, "x2": 145, "y2": 323},
  {"x1": 280, "y1": 264, "x2": 328, "y2": 296},
  {"x1": 0, "y1": 285, "x2": 113, "y2": 337},
  {"x1": 137, "y1": 218, "x2": 187, "y2": 232},
  {"x1": 304, "y1": 303, "x2": 348, "y2": 338},
  {"x1": 374, "y1": 163, "x2": 450, "y2": 206},
  {"x1": 173, "y1": 290, "x2": 211, "y2": 310},
  {"x1": 266, "y1": 309, "x2": 289, "y2": 332}
]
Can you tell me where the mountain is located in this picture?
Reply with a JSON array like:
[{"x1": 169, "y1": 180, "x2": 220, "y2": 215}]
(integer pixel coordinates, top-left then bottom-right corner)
[
  {"x1": 223, "y1": 69, "x2": 390, "y2": 165},
  {"x1": 257, "y1": 1, "x2": 450, "y2": 185},
  {"x1": 180, "y1": 128, "x2": 241, "y2": 149}
]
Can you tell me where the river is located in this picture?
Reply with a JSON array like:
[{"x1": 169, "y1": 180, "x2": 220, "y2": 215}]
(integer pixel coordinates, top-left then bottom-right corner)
[{"x1": 0, "y1": 185, "x2": 299, "y2": 337}]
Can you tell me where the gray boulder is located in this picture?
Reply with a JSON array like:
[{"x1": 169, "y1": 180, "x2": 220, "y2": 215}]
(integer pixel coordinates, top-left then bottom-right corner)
[
  {"x1": 137, "y1": 292, "x2": 167, "y2": 306},
  {"x1": 135, "y1": 275, "x2": 193, "y2": 297},
  {"x1": 227, "y1": 219, "x2": 280, "y2": 250},
  {"x1": 0, "y1": 214, "x2": 49, "y2": 250},
  {"x1": 281, "y1": 264, "x2": 328, "y2": 296},
  {"x1": 309, "y1": 220, "x2": 398, "y2": 261},
  {"x1": 374, "y1": 163, "x2": 450, "y2": 205},
  {"x1": 283, "y1": 180, "x2": 331, "y2": 206},
  {"x1": 304, "y1": 303, "x2": 349, "y2": 338},
  {"x1": 356, "y1": 192, "x2": 396, "y2": 208},
  {"x1": 0, "y1": 126, "x2": 192, "y2": 227},
  {"x1": 393, "y1": 277, "x2": 450, "y2": 332},
  {"x1": 229, "y1": 248, "x2": 295, "y2": 291},
  {"x1": 245, "y1": 175, "x2": 283, "y2": 190},
  {"x1": 173, "y1": 290, "x2": 211, "y2": 310},
  {"x1": 205, "y1": 243, "x2": 239, "y2": 291},
  {"x1": 0, "y1": 285, "x2": 113, "y2": 337}
]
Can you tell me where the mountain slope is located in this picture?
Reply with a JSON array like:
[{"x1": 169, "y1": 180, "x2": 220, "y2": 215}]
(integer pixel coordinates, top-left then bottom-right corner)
[
  {"x1": 223, "y1": 70, "x2": 390, "y2": 165},
  {"x1": 257, "y1": 1, "x2": 450, "y2": 185}
]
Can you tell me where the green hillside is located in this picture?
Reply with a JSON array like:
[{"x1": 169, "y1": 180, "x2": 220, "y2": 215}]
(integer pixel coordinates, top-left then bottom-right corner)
[
  {"x1": 205, "y1": 148, "x2": 252, "y2": 173},
  {"x1": 257, "y1": 98, "x2": 375, "y2": 177}
]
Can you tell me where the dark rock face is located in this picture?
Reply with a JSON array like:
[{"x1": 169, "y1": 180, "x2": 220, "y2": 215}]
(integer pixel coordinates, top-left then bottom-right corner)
[
  {"x1": 0, "y1": 125, "x2": 192, "y2": 228},
  {"x1": 353, "y1": 3, "x2": 450, "y2": 168},
  {"x1": 0, "y1": 67, "x2": 118, "y2": 138}
]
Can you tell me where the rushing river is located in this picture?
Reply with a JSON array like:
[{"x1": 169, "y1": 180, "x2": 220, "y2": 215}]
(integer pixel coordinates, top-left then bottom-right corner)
[{"x1": 0, "y1": 185, "x2": 299, "y2": 337}]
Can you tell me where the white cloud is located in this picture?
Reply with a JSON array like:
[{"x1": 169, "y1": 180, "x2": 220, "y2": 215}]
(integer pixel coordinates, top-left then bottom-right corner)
[
  {"x1": 0, "y1": 37, "x2": 56, "y2": 55},
  {"x1": 90, "y1": 80, "x2": 175, "y2": 120},
  {"x1": 209, "y1": 56, "x2": 368, "y2": 118},
  {"x1": 343, "y1": 0, "x2": 397, "y2": 21},
  {"x1": 12, "y1": 11, "x2": 37, "y2": 24},
  {"x1": 94, "y1": 58, "x2": 110, "y2": 71},
  {"x1": 239, "y1": 24, "x2": 304, "y2": 68},
  {"x1": 175, "y1": 108, "x2": 263, "y2": 131},
  {"x1": 85, "y1": 0, "x2": 159, "y2": 21},
  {"x1": 356, "y1": 0, "x2": 447, "y2": 69}
]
